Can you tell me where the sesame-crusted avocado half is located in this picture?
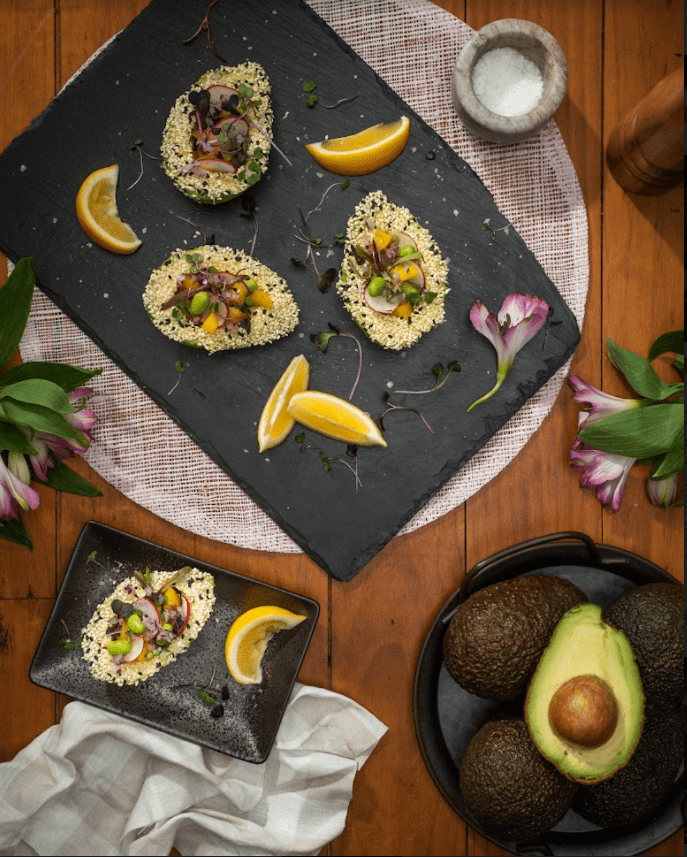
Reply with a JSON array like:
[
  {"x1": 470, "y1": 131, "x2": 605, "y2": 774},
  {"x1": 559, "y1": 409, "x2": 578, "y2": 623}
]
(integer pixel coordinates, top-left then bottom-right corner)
[
  {"x1": 161, "y1": 63, "x2": 273, "y2": 205},
  {"x1": 336, "y1": 191, "x2": 449, "y2": 350},
  {"x1": 142, "y1": 246, "x2": 299, "y2": 353}
]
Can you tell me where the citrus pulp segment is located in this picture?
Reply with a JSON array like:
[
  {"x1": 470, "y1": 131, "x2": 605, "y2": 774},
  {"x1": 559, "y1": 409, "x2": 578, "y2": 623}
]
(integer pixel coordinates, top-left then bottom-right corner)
[
  {"x1": 305, "y1": 116, "x2": 410, "y2": 175},
  {"x1": 287, "y1": 390, "x2": 387, "y2": 447},
  {"x1": 75, "y1": 164, "x2": 142, "y2": 254},
  {"x1": 225, "y1": 605, "x2": 307, "y2": 685},
  {"x1": 257, "y1": 354, "x2": 311, "y2": 452}
]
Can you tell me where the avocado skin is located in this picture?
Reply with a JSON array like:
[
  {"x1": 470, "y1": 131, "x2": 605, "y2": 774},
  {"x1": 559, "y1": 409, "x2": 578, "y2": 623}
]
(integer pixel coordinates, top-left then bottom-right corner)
[
  {"x1": 603, "y1": 582, "x2": 684, "y2": 707},
  {"x1": 572, "y1": 705, "x2": 683, "y2": 827},
  {"x1": 459, "y1": 714, "x2": 578, "y2": 842},
  {"x1": 443, "y1": 575, "x2": 587, "y2": 699}
]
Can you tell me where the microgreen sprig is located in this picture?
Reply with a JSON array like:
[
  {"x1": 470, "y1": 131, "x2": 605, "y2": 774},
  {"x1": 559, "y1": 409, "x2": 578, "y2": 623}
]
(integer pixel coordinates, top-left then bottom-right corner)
[
  {"x1": 310, "y1": 323, "x2": 363, "y2": 401},
  {"x1": 168, "y1": 361, "x2": 186, "y2": 395},
  {"x1": 378, "y1": 393, "x2": 434, "y2": 435},
  {"x1": 127, "y1": 139, "x2": 160, "y2": 190},
  {"x1": 183, "y1": 0, "x2": 227, "y2": 62},
  {"x1": 391, "y1": 361, "x2": 460, "y2": 395},
  {"x1": 481, "y1": 217, "x2": 510, "y2": 241},
  {"x1": 292, "y1": 183, "x2": 347, "y2": 291},
  {"x1": 295, "y1": 433, "x2": 361, "y2": 490}
]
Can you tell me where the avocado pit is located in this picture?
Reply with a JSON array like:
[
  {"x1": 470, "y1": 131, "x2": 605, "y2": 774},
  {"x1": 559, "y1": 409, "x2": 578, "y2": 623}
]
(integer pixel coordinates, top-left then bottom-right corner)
[{"x1": 548, "y1": 674, "x2": 618, "y2": 748}]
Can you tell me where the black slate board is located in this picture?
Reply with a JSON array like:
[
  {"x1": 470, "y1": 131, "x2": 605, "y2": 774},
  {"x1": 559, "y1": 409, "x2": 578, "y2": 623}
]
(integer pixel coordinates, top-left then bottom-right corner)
[
  {"x1": 31, "y1": 521, "x2": 320, "y2": 763},
  {"x1": 0, "y1": 0, "x2": 580, "y2": 580}
]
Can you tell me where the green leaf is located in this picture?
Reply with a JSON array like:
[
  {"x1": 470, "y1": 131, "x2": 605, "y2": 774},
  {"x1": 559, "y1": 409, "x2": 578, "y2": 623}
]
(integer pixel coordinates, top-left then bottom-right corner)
[
  {"x1": 41, "y1": 460, "x2": 101, "y2": 496},
  {"x1": 650, "y1": 432, "x2": 684, "y2": 480},
  {"x1": 0, "y1": 258, "x2": 36, "y2": 370},
  {"x1": 673, "y1": 354, "x2": 684, "y2": 372},
  {"x1": 302, "y1": 81, "x2": 317, "y2": 92},
  {"x1": 606, "y1": 336, "x2": 682, "y2": 400},
  {"x1": 0, "y1": 422, "x2": 36, "y2": 454},
  {"x1": 648, "y1": 329, "x2": 684, "y2": 362},
  {"x1": 0, "y1": 362, "x2": 101, "y2": 392},
  {"x1": 0, "y1": 399, "x2": 85, "y2": 442},
  {"x1": 578, "y1": 403, "x2": 684, "y2": 458},
  {"x1": 0, "y1": 379, "x2": 75, "y2": 413},
  {"x1": 0, "y1": 517, "x2": 33, "y2": 550}
]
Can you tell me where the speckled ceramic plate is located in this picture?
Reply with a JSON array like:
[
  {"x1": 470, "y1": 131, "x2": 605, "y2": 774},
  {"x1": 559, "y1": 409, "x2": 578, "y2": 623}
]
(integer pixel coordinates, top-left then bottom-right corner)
[
  {"x1": 30, "y1": 521, "x2": 319, "y2": 763},
  {"x1": 413, "y1": 532, "x2": 685, "y2": 857}
]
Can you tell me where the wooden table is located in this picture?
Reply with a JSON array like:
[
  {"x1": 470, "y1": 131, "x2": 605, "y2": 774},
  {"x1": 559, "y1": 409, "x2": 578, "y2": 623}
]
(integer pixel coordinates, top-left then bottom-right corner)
[{"x1": 1, "y1": 1, "x2": 683, "y2": 855}]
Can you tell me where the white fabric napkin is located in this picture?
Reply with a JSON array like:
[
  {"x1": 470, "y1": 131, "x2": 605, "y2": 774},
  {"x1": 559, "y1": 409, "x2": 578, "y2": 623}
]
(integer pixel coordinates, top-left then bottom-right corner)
[{"x1": 0, "y1": 683, "x2": 386, "y2": 856}]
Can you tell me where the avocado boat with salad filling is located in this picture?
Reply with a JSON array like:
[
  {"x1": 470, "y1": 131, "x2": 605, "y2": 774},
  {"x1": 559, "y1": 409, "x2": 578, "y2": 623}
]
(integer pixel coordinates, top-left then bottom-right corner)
[
  {"x1": 161, "y1": 63, "x2": 273, "y2": 204},
  {"x1": 336, "y1": 191, "x2": 449, "y2": 350}
]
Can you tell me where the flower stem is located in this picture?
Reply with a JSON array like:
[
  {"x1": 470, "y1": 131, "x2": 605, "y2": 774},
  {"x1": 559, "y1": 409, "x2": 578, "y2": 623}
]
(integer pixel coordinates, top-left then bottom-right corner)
[{"x1": 467, "y1": 378, "x2": 504, "y2": 412}]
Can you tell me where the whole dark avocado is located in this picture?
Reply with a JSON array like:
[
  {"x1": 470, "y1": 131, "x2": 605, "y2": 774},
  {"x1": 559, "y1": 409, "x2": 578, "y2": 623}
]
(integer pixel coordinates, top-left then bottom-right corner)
[
  {"x1": 459, "y1": 713, "x2": 578, "y2": 843},
  {"x1": 443, "y1": 575, "x2": 587, "y2": 699},
  {"x1": 572, "y1": 704, "x2": 684, "y2": 827},
  {"x1": 603, "y1": 582, "x2": 684, "y2": 707}
]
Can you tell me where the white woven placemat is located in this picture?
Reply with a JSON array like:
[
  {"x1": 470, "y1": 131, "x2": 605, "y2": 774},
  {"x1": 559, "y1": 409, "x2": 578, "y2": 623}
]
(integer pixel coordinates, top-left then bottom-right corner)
[{"x1": 18, "y1": 0, "x2": 588, "y2": 553}]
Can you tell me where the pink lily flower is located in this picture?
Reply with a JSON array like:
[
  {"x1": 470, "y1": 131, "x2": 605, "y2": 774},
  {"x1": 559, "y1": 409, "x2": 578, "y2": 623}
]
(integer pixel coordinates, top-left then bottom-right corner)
[
  {"x1": 568, "y1": 374, "x2": 642, "y2": 426},
  {"x1": 570, "y1": 413, "x2": 635, "y2": 512},
  {"x1": 20, "y1": 387, "x2": 96, "y2": 480},
  {"x1": 0, "y1": 453, "x2": 41, "y2": 518},
  {"x1": 467, "y1": 293, "x2": 549, "y2": 411},
  {"x1": 647, "y1": 473, "x2": 678, "y2": 508}
]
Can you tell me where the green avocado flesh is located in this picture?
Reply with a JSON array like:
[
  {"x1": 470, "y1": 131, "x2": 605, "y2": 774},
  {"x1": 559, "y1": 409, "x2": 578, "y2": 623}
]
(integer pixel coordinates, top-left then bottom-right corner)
[{"x1": 525, "y1": 603, "x2": 644, "y2": 783}]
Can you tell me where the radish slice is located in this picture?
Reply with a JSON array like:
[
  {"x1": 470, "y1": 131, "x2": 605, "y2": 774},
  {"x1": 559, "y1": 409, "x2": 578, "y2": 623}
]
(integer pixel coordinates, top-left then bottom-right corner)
[
  {"x1": 212, "y1": 116, "x2": 249, "y2": 139},
  {"x1": 207, "y1": 84, "x2": 240, "y2": 108},
  {"x1": 133, "y1": 598, "x2": 162, "y2": 631},
  {"x1": 364, "y1": 286, "x2": 404, "y2": 314},
  {"x1": 391, "y1": 231, "x2": 417, "y2": 252},
  {"x1": 197, "y1": 158, "x2": 237, "y2": 174},
  {"x1": 122, "y1": 635, "x2": 145, "y2": 662}
]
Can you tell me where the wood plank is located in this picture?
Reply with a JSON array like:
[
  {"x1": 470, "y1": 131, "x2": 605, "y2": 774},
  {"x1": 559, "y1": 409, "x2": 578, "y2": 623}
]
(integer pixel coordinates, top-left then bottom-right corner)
[
  {"x1": 602, "y1": 0, "x2": 684, "y2": 590},
  {"x1": 463, "y1": 1, "x2": 603, "y2": 850},
  {"x1": 0, "y1": 598, "x2": 56, "y2": 762}
]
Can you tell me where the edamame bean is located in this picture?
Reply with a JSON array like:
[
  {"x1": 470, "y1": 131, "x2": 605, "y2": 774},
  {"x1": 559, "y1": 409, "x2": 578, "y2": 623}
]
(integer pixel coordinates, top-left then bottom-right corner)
[
  {"x1": 107, "y1": 639, "x2": 131, "y2": 656},
  {"x1": 126, "y1": 613, "x2": 146, "y2": 635},
  {"x1": 189, "y1": 292, "x2": 211, "y2": 316},
  {"x1": 368, "y1": 277, "x2": 387, "y2": 297},
  {"x1": 245, "y1": 279, "x2": 258, "y2": 292},
  {"x1": 162, "y1": 623, "x2": 174, "y2": 632},
  {"x1": 401, "y1": 283, "x2": 420, "y2": 299},
  {"x1": 399, "y1": 245, "x2": 415, "y2": 257}
]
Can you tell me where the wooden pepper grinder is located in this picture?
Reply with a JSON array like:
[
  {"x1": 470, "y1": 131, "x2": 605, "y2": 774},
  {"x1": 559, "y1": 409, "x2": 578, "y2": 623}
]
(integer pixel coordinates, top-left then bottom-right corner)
[{"x1": 606, "y1": 67, "x2": 684, "y2": 196}]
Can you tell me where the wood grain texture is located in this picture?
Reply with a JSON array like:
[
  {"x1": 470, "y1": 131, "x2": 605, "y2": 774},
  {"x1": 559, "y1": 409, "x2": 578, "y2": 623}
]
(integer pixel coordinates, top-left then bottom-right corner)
[{"x1": 0, "y1": 1, "x2": 683, "y2": 855}]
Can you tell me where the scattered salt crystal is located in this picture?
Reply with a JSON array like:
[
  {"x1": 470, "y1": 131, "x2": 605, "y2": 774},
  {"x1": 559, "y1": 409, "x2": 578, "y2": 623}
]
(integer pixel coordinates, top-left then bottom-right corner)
[{"x1": 472, "y1": 47, "x2": 543, "y2": 117}]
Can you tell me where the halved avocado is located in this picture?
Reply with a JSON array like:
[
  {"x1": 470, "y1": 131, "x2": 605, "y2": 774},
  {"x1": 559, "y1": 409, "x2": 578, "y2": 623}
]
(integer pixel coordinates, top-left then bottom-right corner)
[{"x1": 524, "y1": 603, "x2": 644, "y2": 783}]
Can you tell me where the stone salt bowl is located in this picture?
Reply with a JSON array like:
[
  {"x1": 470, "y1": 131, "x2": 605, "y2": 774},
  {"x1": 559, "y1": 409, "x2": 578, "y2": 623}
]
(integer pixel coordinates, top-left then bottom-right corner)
[{"x1": 452, "y1": 19, "x2": 568, "y2": 144}]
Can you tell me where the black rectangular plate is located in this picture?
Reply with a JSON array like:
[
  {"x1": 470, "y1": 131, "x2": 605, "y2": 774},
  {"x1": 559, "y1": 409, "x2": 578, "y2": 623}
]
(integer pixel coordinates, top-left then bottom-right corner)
[
  {"x1": 30, "y1": 521, "x2": 320, "y2": 763},
  {"x1": 0, "y1": 0, "x2": 580, "y2": 580}
]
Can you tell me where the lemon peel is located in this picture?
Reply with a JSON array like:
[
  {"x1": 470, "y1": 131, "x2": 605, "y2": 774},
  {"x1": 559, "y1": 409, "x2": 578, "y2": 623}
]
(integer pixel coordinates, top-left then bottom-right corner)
[
  {"x1": 305, "y1": 116, "x2": 410, "y2": 175},
  {"x1": 225, "y1": 605, "x2": 307, "y2": 685},
  {"x1": 76, "y1": 164, "x2": 142, "y2": 254}
]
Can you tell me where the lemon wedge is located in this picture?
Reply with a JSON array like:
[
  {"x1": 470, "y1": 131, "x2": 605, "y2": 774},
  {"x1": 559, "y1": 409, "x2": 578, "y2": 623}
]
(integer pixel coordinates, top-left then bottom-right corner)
[
  {"x1": 287, "y1": 390, "x2": 387, "y2": 447},
  {"x1": 225, "y1": 605, "x2": 307, "y2": 685},
  {"x1": 257, "y1": 354, "x2": 311, "y2": 452},
  {"x1": 305, "y1": 116, "x2": 410, "y2": 175},
  {"x1": 75, "y1": 164, "x2": 142, "y2": 254}
]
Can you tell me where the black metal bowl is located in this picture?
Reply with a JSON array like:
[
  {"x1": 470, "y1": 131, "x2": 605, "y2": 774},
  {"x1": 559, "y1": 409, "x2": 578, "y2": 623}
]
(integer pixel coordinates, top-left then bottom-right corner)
[{"x1": 413, "y1": 531, "x2": 685, "y2": 856}]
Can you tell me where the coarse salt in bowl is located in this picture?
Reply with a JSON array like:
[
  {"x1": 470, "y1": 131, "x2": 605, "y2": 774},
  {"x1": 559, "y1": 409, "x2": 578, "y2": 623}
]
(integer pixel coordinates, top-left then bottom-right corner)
[{"x1": 451, "y1": 19, "x2": 568, "y2": 144}]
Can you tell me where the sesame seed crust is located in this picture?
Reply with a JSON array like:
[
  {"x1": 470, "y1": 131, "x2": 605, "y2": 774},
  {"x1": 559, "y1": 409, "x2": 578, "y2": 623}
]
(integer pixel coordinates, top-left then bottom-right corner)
[
  {"x1": 143, "y1": 246, "x2": 300, "y2": 353},
  {"x1": 81, "y1": 568, "x2": 215, "y2": 687},
  {"x1": 161, "y1": 63, "x2": 273, "y2": 205},
  {"x1": 336, "y1": 191, "x2": 449, "y2": 350}
]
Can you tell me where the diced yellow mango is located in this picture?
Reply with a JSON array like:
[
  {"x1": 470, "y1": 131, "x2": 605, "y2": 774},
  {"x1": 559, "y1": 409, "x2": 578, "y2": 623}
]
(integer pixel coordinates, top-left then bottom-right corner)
[
  {"x1": 373, "y1": 227, "x2": 392, "y2": 250},
  {"x1": 392, "y1": 263, "x2": 420, "y2": 283},
  {"x1": 250, "y1": 289, "x2": 273, "y2": 309},
  {"x1": 202, "y1": 312, "x2": 220, "y2": 334},
  {"x1": 392, "y1": 300, "x2": 413, "y2": 318},
  {"x1": 164, "y1": 586, "x2": 180, "y2": 607}
]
